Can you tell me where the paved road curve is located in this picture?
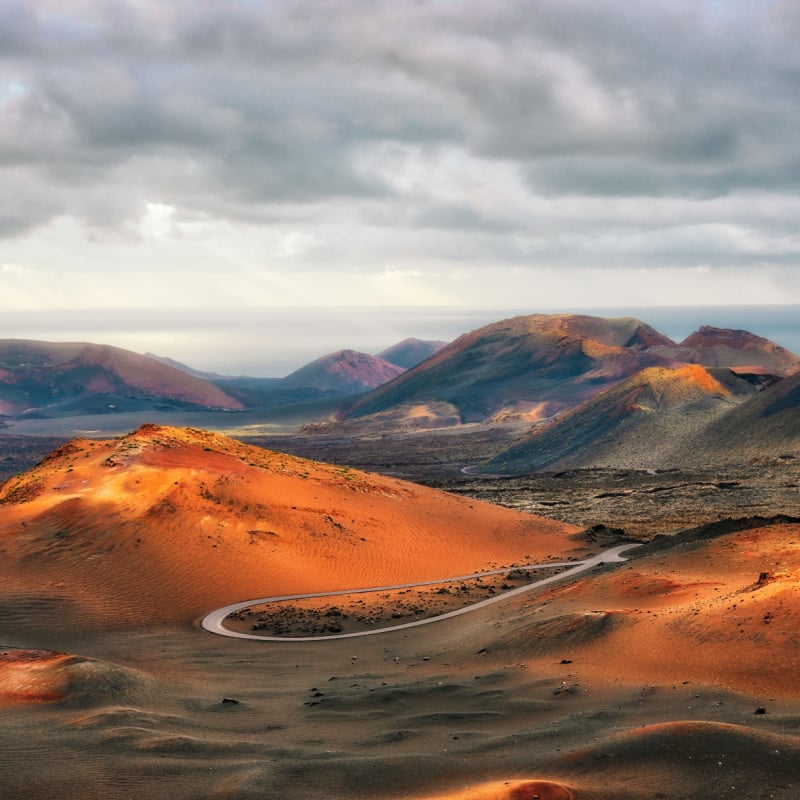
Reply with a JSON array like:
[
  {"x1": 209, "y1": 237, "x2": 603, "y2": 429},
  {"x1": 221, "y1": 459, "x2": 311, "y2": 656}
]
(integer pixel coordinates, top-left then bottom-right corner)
[{"x1": 200, "y1": 543, "x2": 642, "y2": 642}]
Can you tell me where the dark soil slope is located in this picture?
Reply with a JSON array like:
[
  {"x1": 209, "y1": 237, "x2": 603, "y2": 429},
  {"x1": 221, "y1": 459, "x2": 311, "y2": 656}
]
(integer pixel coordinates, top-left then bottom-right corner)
[
  {"x1": 484, "y1": 365, "x2": 764, "y2": 473},
  {"x1": 676, "y1": 370, "x2": 800, "y2": 462}
]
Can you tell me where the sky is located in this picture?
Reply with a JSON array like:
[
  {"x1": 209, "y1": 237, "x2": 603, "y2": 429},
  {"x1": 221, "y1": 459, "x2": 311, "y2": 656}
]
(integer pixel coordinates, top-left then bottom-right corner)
[{"x1": 1, "y1": 1, "x2": 800, "y2": 371}]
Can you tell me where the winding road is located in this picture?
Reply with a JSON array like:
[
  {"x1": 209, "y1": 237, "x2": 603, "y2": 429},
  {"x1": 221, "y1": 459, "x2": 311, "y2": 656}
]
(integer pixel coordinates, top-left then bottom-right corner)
[{"x1": 201, "y1": 543, "x2": 641, "y2": 642}]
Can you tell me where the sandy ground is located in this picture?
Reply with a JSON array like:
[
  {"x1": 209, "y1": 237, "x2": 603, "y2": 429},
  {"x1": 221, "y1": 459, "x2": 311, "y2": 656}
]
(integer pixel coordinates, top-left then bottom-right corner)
[{"x1": 2, "y1": 426, "x2": 800, "y2": 799}]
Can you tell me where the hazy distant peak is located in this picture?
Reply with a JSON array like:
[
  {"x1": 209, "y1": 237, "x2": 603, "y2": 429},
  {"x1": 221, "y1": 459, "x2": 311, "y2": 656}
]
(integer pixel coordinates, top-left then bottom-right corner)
[
  {"x1": 377, "y1": 338, "x2": 448, "y2": 369},
  {"x1": 682, "y1": 326, "x2": 781, "y2": 349},
  {"x1": 667, "y1": 325, "x2": 800, "y2": 375},
  {"x1": 0, "y1": 338, "x2": 244, "y2": 414},
  {"x1": 444, "y1": 313, "x2": 674, "y2": 351},
  {"x1": 282, "y1": 349, "x2": 405, "y2": 394},
  {"x1": 144, "y1": 352, "x2": 229, "y2": 381}
]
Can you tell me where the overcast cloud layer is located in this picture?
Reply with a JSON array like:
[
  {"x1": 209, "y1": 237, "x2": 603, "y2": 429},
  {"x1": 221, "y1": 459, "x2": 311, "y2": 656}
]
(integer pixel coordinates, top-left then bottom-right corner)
[{"x1": 2, "y1": 0, "x2": 800, "y2": 311}]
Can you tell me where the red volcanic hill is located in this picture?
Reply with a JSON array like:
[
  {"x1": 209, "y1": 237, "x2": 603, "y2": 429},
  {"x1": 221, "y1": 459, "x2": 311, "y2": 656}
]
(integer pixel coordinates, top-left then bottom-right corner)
[
  {"x1": 345, "y1": 315, "x2": 679, "y2": 424},
  {"x1": 654, "y1": 325, "x2": 800, "y2": 375},
  {"x1": 377, "y1": 337, "x2": 448, "y2": 369},
  {"x1": 281, "y1": 348, "x2": 406, "y2": 394},
  {"x1": 0, "y1": 340, "x2": 243, "y2": 416},
  {"x1": 0, "y1": 425, "x2": 577, "y2": 627},
  {"x1": 484, "y1": 365, "x2": 766, "y2": 473}
]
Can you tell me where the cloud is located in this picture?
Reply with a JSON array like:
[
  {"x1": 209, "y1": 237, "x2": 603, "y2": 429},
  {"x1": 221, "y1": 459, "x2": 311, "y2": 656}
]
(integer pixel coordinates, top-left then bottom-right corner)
[{"x1": 0, "y1": 0, "x2": 798, "y2": 308}]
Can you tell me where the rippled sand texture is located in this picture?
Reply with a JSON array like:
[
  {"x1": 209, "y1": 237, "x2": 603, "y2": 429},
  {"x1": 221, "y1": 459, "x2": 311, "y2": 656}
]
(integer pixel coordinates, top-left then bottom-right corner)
[{"x1": 2, "y1": 426, "x2": 800, "y2": 798}]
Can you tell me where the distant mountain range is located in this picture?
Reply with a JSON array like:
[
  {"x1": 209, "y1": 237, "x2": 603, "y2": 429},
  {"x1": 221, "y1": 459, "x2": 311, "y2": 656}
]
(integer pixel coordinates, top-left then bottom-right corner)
[
  {"x1": 2, "y1": 316, "x2": 798, "y2": 470},
  {"x1": 0, "y1": 337, "x2": 448, "y2": 419},
  {"x1": 148, "y1": 338, "x2": 447, "y2": 397},
  {"x1": 331, "y1": 313, "x2": 800, "y2": 471},
  {"x1": 344, "y1": 314, "x2": 800, "y2": 425}
]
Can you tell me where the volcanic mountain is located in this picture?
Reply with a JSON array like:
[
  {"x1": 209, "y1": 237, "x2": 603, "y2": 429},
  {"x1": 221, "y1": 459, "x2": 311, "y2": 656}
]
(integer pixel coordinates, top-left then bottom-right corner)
[
  {"x1": 345, "y1": 315, "x2": 679, "y2": 424},
  {"x1": 0, "y1": 340, "x2": 243, "y2": 416},
  {"x1": 0, "y1": 424, "x2": 576, "y2": 627},
  {"x1": 654, "y1": 325, "x2": 800, "y2": 375},
  {"x1": 281, "y1": 348, "x2": 406, "y2": 394},
  {"x1": 377, "y1": 337, "x2": 448, "y2": 369},
  {"x1": 671, "y1": 369, "x2": 800, "y2": 463},
  {"x1": 484, "y1": 365, "x2": 767, "y2": 473},
  {"x1": 341, "y1": 314, "x2": 800, "y2": 428}
]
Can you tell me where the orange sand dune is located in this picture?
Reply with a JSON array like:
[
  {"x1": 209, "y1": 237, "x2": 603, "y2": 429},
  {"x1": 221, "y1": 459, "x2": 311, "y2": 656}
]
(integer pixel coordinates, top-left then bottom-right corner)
[
  {"x1": 0, "y1": 647, "x2": 148, "y2": 705},
  {"x1": 0, "y1": 648, "x2": 74, "y2": 703},
  {"x1": 421, "y1": 780, "x2": 585, "y2": 800},
  {"x1": 412, "y1": 719, "x2": 800, "y2": 800},
  {"x1": 418, "y1": 779, "x2": 577, "y2": 800},
  {"x1": 559, "y1": 719, "x2": 800, "y2": 796},
  {"x1": 0, "y1": 425, "x2": 579, "y2": 627},
  {"x1": 506, "y1": 521, "x2": 800, "y2": 698}
]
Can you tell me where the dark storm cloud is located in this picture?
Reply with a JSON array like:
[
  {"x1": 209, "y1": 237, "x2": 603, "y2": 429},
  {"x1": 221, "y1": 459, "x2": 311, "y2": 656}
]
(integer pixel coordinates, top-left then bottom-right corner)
[
  {"x1": 374, "y1": 0, "x2": 799, "y2": 198},
  {"x1": 1, "y1": 0, "x2": 799, "y2": 271}
]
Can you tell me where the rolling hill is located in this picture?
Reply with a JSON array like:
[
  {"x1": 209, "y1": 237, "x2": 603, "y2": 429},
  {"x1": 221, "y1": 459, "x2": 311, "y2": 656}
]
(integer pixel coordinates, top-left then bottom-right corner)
[{"x1": 0, "y1": 340, "x2": 244, "y2": 416}]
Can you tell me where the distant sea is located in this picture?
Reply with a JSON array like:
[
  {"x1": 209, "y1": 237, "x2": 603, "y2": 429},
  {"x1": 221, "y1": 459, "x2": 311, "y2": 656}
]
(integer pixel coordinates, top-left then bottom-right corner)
[{"x1": 1, "y1": 305, "x2": 798, "y2": 378}]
